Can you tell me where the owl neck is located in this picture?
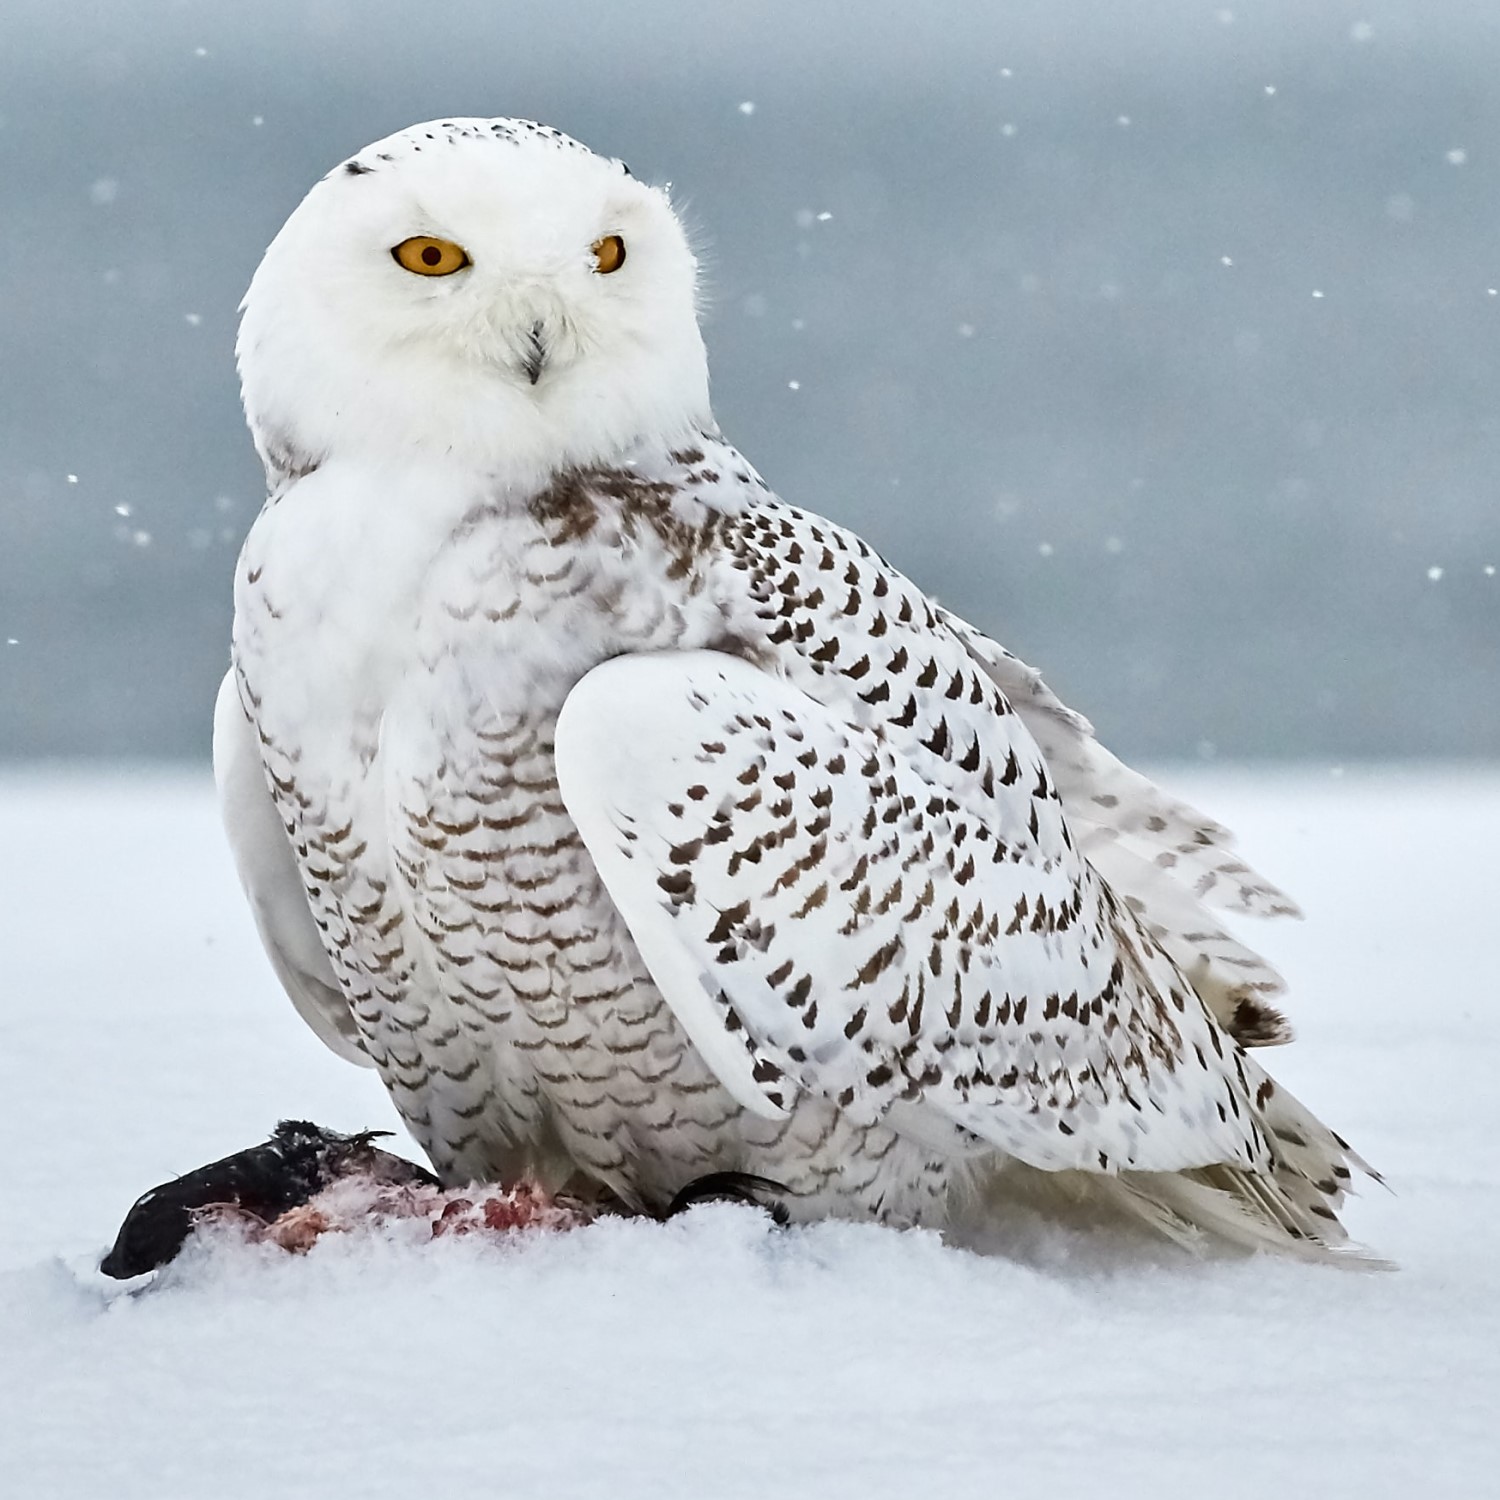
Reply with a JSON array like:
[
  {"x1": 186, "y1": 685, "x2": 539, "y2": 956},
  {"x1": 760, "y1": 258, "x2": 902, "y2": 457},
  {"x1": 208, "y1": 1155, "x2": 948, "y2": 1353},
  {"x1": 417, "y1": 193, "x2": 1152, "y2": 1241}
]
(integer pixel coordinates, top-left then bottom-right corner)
[{"x1": 245, "y1": 385, "x2": 716, "y2": 501}]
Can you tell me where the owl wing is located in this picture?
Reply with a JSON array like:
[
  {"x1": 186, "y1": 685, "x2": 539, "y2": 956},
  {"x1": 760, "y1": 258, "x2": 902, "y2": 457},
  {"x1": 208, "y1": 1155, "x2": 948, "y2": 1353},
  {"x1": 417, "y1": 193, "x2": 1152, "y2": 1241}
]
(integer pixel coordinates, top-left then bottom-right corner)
[
  {"x1": 213, "y1": 671, "x2": 371, "y2": 1066},
  {"x1": 938, "y1": 610, "x2": 1300, "y2": 1047},
  {"x1": 554, "y1": 647, "x2": 1274, "y2": 1177}
]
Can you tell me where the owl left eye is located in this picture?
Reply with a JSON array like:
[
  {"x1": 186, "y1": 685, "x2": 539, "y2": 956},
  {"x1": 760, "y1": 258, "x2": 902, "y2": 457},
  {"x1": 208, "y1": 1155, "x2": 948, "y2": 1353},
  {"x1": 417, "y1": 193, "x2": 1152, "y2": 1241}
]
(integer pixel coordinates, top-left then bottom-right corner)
[{"x1": 591, "y1": 235, "x2": 626, "y2": 274}]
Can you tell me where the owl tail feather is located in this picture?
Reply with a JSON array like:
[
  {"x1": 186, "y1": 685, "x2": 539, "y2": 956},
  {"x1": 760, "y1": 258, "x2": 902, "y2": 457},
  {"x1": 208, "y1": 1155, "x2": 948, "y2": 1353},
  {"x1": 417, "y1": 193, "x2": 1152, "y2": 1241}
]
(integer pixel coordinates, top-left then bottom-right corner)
[
  {"x1": 1107, "y1": 1169, "x2": 1391, "y2": 1268},
  {"x1": 1108, "y1": 1070, "x2": 1390, "y2": 1269}
]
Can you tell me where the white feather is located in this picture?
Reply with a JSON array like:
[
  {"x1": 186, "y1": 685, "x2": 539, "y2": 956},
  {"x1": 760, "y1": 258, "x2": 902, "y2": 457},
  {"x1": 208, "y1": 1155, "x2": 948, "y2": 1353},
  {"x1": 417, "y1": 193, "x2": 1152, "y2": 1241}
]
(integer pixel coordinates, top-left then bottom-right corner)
[{"x1": 213, "y1": 671, "x2": 369, "y2": 1066}]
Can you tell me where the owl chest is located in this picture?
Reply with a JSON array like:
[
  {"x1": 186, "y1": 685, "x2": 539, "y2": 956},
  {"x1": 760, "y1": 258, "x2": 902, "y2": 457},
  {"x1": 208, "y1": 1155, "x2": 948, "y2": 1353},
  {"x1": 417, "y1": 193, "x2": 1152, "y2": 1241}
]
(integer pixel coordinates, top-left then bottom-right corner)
[
  {"x1": 380, "y1": 551, "x2": 697, "y2": 1018},
  {"x1": 238, "y1": 500, "x2": 724, "y2": 1061},
  {"x1": 238, "y1": 492, "x2": 721, "y2": 784}
]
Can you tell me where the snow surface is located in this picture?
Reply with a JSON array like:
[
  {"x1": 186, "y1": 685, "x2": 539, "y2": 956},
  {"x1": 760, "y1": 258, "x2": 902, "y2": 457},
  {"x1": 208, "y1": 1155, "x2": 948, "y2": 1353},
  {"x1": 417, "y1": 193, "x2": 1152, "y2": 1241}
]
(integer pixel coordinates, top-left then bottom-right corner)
[{"x1": 2, "y1": 767, "x2": 1496, "y2": 1498}]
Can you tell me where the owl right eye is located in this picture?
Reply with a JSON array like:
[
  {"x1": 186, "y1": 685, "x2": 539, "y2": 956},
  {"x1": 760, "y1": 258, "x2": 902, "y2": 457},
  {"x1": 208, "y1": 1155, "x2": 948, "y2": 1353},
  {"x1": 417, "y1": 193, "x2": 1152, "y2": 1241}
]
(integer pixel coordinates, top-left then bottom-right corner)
[{"x1": 392, "y1": 236, "x2": 472, "y2": 277}]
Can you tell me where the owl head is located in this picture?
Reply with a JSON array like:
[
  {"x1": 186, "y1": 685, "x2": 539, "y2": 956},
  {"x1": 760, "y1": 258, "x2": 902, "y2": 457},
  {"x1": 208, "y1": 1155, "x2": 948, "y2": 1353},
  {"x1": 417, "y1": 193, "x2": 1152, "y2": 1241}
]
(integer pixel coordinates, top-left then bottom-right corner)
[{"x1": 237, "y1": 119, "x2": 711, "y2": 491}]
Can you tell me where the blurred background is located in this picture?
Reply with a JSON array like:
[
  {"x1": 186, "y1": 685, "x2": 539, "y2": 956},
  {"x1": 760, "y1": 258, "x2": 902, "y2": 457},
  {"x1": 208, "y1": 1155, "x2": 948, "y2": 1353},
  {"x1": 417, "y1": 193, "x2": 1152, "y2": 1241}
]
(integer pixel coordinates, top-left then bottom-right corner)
[{"x1": 2, "y1": 0, "x2": 1496, "y2": 764}]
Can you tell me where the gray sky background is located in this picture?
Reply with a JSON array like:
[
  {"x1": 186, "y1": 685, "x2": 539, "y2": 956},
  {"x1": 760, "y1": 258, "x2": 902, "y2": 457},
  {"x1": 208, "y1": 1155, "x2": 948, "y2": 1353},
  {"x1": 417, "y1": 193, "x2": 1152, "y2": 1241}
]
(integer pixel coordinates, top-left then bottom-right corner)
[{"x1": 2, "y1": 0, "x2": 1496, "y2": 762}]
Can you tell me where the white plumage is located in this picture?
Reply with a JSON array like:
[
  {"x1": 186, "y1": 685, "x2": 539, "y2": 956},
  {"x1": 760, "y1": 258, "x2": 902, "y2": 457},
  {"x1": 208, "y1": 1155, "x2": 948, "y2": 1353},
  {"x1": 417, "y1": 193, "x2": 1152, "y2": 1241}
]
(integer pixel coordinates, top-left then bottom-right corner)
[{"x1": 218, "y1": 118, "x2": 1375, "y2": 1260}]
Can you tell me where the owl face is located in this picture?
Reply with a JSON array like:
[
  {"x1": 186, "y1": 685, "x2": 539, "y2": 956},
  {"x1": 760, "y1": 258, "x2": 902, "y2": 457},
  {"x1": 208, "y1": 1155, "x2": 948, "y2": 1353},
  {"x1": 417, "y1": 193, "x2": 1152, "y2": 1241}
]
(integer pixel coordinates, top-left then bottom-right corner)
[{"x1": 237, "y1": 120, "x2": 712, "y2": 489}]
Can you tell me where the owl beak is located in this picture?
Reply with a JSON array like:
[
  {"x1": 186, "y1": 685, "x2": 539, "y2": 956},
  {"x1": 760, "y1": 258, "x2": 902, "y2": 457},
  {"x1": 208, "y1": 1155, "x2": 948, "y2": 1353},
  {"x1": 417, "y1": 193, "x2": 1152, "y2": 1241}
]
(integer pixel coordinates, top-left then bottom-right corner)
[{"x1": 521, "y1": 321, "x2": 547, "y2": 386}]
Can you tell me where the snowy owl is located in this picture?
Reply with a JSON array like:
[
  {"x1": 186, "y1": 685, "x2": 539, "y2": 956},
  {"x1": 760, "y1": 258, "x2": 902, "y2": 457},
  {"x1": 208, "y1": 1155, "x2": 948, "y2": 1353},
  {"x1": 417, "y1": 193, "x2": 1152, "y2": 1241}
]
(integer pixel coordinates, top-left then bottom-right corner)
[{"x1": 216, "y1": 118, "x2": 1373, "y2": 1261}]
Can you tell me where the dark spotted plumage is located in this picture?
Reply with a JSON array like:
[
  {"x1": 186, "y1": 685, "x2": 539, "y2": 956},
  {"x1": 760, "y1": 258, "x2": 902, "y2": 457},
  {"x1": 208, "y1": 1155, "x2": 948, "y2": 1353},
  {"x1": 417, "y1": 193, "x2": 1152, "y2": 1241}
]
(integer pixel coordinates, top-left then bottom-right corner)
[{"x1": 225, "y1": 425, "x2": 1372, "y2": 1254}]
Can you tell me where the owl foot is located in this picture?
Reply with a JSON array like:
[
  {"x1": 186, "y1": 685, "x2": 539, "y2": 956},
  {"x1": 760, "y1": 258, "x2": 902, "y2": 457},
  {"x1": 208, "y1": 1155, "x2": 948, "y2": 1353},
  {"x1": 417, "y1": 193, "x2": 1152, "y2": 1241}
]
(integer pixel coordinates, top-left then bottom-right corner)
[{"x1": 665, "y1": 1171, "x2": 791, "y2": 1226}]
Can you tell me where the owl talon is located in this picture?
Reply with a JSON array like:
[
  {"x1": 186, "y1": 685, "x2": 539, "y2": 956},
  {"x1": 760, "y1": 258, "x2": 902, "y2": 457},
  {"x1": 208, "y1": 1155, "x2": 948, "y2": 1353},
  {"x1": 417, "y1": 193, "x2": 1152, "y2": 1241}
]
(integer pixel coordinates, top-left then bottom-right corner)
[{"x1": 665, "y1": 1171, "x2": 791, "y2": 1227}]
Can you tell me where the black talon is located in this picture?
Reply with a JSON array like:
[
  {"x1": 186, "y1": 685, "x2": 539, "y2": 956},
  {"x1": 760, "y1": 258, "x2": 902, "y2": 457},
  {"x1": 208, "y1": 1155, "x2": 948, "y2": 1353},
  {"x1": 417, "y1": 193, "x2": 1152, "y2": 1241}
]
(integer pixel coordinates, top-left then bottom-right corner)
[
  {"x1": 665, "y1": 1171, "x2": 792, "y2": 1227},
  {"x1": 100, "y1": 1120, "x2": 438, "y2": 1279}
]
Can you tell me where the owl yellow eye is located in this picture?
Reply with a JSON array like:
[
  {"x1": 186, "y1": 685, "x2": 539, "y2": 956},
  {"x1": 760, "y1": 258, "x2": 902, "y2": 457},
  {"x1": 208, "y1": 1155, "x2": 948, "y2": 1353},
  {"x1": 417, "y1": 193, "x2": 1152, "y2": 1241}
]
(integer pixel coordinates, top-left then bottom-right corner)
[
  {"x1": 391, "y1": 236, "x2": 471, "y2": 277},
  {"x1": 591, "y1": 234, "x2": 626, "y2": 274}
]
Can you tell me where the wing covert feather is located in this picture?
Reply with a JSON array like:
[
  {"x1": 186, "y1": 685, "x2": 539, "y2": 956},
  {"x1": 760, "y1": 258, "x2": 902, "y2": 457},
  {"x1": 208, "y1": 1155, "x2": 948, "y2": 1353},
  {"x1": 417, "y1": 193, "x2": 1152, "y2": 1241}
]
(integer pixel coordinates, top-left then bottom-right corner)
[
  {"x1": 555, "y1": 650, "x2": 1272, "y2": 1177},
  {"x1": 939, "y1": 609, "x2": 1299, "y2": 1044},
  {"x1": 941, "y1": 610, "x2": 1298, "y2": 913}
]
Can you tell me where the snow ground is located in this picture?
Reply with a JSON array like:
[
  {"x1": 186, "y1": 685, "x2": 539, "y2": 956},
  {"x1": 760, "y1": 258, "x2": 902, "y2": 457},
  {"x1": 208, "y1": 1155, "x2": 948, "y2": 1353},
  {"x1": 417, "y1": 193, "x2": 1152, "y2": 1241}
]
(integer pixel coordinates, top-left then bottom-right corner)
[{"x1": 1, "y1": 766, "x2": 1495, "y2": 1498}]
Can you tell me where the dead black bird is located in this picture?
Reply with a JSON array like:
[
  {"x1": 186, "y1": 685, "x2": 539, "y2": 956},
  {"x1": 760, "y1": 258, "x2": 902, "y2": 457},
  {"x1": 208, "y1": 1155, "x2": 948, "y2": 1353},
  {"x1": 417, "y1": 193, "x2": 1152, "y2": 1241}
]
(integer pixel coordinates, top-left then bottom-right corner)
[{"x1": 100, "y1": 1120, "x2": 439, "y2": 1279}]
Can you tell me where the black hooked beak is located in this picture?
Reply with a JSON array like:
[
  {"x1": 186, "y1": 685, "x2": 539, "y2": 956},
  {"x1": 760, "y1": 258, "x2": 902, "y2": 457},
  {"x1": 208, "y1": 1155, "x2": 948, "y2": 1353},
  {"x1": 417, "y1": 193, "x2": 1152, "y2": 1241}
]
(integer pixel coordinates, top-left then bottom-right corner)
[{"x1": 522, "y1": 321, "x2": 547, "y2": 386}]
